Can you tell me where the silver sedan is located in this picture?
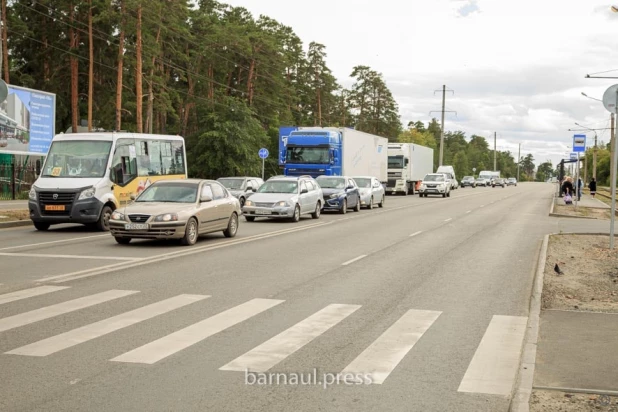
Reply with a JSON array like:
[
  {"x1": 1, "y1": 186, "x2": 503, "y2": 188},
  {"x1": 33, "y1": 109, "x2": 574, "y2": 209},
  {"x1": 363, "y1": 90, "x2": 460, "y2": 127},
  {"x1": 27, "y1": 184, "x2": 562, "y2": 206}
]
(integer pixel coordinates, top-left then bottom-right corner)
[{"x1": 351, "y1": 176, "x2": 385, "y2": 209}]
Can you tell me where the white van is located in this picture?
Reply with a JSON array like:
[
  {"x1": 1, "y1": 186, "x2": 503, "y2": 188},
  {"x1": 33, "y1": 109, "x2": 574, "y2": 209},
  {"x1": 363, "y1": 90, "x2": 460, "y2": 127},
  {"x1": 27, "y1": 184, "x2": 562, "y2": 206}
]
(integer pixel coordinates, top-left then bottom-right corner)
[
  {"x1": 436, "y1": 165, "x2": 458, "y2": 189},
  {"x1": 28, "y1": 132, "x2": 187, "y2": 231}
]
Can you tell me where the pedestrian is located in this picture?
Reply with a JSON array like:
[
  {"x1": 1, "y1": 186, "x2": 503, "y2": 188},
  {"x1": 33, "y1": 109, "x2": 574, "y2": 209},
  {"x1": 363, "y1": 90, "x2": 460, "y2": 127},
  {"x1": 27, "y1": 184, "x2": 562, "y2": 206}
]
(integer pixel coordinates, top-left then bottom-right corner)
[
  {"x1": 577, "y1": 177, "x2": 582, "y2": 201},
  {"x1": 562, "y1": 177, "x2": 573, "y2": 197},
  {"x1": 589, "y1": 178, "x2": 597, "y2": 198}
]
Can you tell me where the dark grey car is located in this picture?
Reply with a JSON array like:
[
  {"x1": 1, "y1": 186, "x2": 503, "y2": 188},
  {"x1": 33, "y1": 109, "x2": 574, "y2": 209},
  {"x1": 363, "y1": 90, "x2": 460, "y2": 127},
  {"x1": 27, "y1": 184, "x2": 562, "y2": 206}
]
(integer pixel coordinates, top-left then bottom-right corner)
[{"x1": 217, "y1": 177, "x2": 264, "y2": 207}]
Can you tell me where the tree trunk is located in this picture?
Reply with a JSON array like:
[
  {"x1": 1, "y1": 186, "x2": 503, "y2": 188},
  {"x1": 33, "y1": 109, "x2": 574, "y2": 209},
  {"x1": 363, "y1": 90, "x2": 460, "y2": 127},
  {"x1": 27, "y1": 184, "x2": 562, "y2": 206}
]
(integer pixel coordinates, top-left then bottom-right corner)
[
  {"x1": 208, "y1": 64, "x2": 214, "y2": 101},
  {"x1": 1, "y1": 0, "x2": 9, "y2": 83},
  {"x1": 226, "y1": 70, "x2": 233, "y2": 95},
  {"x1": 135, "y1": 3, "x2": 143, "y2": 133},
  {"x1": 69, "y1": 3, "x2": 79, "y2": 132},
  {"x1": 247, "y1": 59, "x2": 255, "y2": 105},
  {"x1": 115, "y1": 0, "x2": 125, "y2": 131},
  {"x1": 146, "y1": 25, "x2": 160, "y2": 134},
  {"x1": 87, "y1": 0, "x2": 94, "y2": 131}
]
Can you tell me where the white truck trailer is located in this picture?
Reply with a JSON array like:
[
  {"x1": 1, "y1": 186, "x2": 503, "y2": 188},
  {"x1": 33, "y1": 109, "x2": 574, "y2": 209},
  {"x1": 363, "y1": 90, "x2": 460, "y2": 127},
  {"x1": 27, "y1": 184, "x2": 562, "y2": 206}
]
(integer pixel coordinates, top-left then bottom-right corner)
[{"x1": 386, "y1": 143, "x2": 434, "y2": 195}]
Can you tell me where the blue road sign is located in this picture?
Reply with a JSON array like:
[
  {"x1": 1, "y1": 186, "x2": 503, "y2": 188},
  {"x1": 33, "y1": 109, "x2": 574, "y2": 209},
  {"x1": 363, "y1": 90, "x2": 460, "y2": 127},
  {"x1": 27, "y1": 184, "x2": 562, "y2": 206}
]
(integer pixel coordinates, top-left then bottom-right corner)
[
  {"x1": 570, "y1": 153, "x2": 578, "y2": 160},
  {"x1": 573, "y1": 134, "x2": 586, "y2": 153},
  {"x1": 259, "y1": 148, "x2": 269, "y2": 159}
]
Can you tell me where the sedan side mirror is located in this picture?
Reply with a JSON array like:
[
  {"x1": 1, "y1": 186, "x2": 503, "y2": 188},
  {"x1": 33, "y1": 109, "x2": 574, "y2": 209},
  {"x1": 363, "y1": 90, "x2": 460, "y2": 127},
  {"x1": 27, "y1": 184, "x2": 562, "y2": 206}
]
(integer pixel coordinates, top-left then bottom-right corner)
[
  {"x1": 130, "y1": 193, "x2": 136, "y2": 200},
  {"x1": 200, "y1": 195, "x2": 213, "y2": 202},
  {"x1": 300, "y1": 188, "x2": 308, "y2": 194},
  {"x1": 246, "y1": 186, "x2": 253, "y2": 192},
  {"x1": 347, "y1": 185, "x2": 355, "y2": 190}
]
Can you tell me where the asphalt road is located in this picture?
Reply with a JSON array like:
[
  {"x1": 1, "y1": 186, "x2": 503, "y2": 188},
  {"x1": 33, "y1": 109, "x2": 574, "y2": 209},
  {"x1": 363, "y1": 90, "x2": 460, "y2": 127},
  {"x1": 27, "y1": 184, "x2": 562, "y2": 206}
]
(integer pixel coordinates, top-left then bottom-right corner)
[{"x1": 0, "y1": 183, "x2": 610, "y2": 412}]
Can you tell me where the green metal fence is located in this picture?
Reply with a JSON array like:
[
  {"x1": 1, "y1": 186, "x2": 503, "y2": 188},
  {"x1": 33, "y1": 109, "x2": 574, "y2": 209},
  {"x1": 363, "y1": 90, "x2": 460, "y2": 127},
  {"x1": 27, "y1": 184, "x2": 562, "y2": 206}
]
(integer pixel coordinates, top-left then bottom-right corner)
[{"x1": 0, "y1": 159, "x2": 37, "y2": 200}]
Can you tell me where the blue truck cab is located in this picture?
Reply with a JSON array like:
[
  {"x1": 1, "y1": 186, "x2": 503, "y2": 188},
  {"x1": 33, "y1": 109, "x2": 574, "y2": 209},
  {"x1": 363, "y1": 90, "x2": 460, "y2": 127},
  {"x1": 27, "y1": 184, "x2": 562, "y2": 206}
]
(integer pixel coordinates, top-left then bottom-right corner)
[{"x1": 279, "y1": 127, "x2": 342, "y2": 178}]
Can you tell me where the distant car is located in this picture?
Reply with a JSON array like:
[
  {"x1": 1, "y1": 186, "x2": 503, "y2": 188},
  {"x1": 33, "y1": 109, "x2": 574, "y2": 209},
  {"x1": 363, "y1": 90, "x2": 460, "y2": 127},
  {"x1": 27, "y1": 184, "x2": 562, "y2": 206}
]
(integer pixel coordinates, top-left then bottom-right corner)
[
  {"x1": 475, "y1": 177, "x2": 489, "y2": 187},
  {"x1": 217, "y1": 176, "x2": 264, "y2": 208},
  {"x1": 492, "y1": 178, "x2": 506, "y2": 188},
  {"x1": 351, "y1": 176, "x2": 385, "y2": 209},
  {"x1": 461, "y1": 176, "x2": 476, "y2": 188},
  {"x1": 507, "y1": 178, "x2": 517, "y2": 186},
  {"x1": 316, "y1": 175, "x2": 361, "y2": 213},
  {"x1": 242, "y1": 175, "x2": 322, "y2": 222},
  {"x1": 418, "y1": 173, "x2": 451, "y2": 197},
  {"x1": 109, "y1": 179, "x2": 241, "y2": 246}
]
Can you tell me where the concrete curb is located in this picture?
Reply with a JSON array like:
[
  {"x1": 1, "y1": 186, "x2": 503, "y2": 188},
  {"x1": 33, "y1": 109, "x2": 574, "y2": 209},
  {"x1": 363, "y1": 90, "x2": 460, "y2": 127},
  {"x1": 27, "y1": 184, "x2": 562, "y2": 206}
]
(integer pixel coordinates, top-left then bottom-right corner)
[
  {"x1": 0, "y1": 220, "x2": 32, "y2": 229},
  {"x1": 549, "y1": 195, "x2": 555, "y2": 215},
  {"x1": 548, "y1": 212, "x2": 598, "y2": 219},
  {"x1": 510, "y1": 234, "x2": 549, "y2": 412}
]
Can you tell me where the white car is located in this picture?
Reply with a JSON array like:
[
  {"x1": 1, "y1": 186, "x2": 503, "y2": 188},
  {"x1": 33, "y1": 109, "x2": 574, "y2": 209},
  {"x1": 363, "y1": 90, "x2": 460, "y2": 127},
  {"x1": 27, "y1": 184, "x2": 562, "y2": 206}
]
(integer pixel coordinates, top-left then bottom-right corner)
[
  {"x1": 351, "y1": 176, "x2": 386, "y2": 209},
  {"x1": 418, "y1": 173, "x2": 452, "y2": 198}
]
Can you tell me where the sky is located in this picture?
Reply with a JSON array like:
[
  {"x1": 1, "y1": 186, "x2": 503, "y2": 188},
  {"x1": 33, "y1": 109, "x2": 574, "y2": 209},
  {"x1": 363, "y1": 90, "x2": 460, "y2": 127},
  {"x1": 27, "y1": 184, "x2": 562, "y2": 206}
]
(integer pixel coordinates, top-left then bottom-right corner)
[{"x1": 225, "y1": 0, "x2": 618, "y2": 169}]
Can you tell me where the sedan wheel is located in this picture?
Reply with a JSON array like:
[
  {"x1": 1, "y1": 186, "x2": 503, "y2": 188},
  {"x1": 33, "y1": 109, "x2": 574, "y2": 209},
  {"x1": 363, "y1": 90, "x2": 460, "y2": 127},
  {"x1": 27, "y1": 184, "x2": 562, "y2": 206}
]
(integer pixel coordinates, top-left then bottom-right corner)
[
  {"x1": 368, "y1": 196, "x2": 374, "y2": 209},
  {"x1": 311, "y1": 202, "x2": 321, "y2": 219},
  {"x1": 340, "y1": 199, "x2": 347, "y2": 214},
  {"x1": 292, "y1": 205, "x2": 301, "y2": 222},
  {"x1": 181, "y1": 217, "x2": 198, "y2": 246},
  {"x1": 223, "y1": 213, "x2": 238, "y2": 238}
]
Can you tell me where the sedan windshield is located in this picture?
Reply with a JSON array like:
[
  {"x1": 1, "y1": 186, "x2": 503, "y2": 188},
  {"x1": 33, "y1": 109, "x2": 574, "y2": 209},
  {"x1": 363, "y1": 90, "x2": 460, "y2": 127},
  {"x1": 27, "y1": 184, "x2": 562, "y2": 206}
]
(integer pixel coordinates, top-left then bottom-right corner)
[
  {"x1": 424, "y1": 175, "x2": 444, "y2": 182},
  {"x1": 316, "y1": 177, "x2": 346, "y2": 189},
  {"x1": 218, "y1": 178, "x2": 244, "y2": 190},
  {"x1": 136, "y1": 183, "x2": 198, "y2": 203},
  {"x1": 258, "y1": 181, "x2": 298, "y2": 193},
  {"x1": 353, "y1": 178, "x2": 371, "y2": 188}
]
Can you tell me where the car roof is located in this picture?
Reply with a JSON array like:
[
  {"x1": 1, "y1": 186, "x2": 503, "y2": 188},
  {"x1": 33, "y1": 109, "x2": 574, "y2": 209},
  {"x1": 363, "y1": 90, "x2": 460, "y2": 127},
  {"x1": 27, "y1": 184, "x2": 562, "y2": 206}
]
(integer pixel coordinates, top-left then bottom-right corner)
[{"x1": 152, "y1": 178, "x2": 209, "y2": 185}]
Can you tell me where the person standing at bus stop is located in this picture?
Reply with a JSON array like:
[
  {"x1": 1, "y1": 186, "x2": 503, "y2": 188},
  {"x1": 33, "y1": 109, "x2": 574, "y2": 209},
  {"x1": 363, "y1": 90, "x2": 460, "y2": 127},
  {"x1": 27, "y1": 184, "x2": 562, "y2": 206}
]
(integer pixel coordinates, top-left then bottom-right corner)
[
  {"x1": 577, "y1": 177, "x2": 583, "y2": 201},
  {"x1": 589, "y1": 177, "x2": 597, "y2": 198}
]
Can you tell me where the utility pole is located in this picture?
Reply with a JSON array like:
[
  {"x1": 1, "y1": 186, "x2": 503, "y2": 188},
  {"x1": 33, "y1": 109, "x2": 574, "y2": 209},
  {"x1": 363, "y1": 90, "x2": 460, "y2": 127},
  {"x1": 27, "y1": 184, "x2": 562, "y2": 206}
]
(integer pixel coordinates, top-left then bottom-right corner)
[
  {"x1": 493, "y1": 132, "x2": 497, "y2": 171},
  {"x1": 431, "y1": 86, "x2": 455, "y2": 167},
  {"x1": 593, "y1": 132, "x2": 598, "y2": 180},
  {"x1": 611, "y1": 111, "x2": 617, "y2": 249},
  {"x1": 440, "y1": 85, "x2": 446, "y2": 166},
  {"x1": 517, "y1": 143, "x2": 521, "y2": 182}
]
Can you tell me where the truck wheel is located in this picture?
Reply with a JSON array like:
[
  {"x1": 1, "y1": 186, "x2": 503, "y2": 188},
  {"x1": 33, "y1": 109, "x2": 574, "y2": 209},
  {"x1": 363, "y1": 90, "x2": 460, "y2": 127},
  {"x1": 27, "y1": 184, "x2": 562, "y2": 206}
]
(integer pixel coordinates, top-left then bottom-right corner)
[
  {"x1": 96, "y1": 205, "x2": 113, "y2": 231},
  {"x1": 340, "y1": 199, "x2": 347, "y2": 214},
  {"x1": 378, "y1": 196, "x2": 385, "y2": 207},
  {"x1": 34, "y1": 222, "x2": 50, "y2": 231}
]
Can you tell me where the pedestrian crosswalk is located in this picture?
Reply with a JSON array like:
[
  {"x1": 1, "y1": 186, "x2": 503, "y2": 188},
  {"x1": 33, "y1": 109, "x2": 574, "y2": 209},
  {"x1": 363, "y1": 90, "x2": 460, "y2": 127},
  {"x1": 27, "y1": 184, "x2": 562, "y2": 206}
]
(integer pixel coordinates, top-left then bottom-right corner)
[{"x1": 0, "y1": 286, "x2": 528, "y2": 393}]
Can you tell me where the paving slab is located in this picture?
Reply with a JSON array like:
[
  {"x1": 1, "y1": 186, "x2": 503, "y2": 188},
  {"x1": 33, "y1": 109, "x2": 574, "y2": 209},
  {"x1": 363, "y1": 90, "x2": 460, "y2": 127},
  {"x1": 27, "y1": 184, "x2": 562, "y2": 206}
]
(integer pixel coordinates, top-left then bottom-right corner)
[
  {"x1": 555, "y1": 195, "x2": 610, "y2": 209},
  {"x1": 534, "y1": 310, "x2": 618, "y2": 392}
]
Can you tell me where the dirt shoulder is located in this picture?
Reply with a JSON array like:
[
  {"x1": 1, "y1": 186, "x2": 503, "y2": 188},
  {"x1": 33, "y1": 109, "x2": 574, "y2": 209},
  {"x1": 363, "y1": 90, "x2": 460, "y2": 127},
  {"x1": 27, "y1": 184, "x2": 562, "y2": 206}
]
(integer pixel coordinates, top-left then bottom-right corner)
[
  {"x1": 0, "y1": 209, "x2": 30, "y2": 222},
  {"x1": 531, "y1": 390, "x2": 618, "y2": 412},
  {"x1": 543, "y1": 234, "x2": 618, "y2": 313},
  {"x1": 553, "y1": 204, "x2": 610, "y2": 219}
]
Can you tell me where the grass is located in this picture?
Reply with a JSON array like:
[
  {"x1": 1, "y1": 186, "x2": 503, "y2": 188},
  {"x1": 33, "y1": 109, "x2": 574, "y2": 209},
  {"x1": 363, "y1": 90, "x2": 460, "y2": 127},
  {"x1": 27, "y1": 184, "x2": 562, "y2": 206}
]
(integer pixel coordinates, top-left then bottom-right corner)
[{"x1": 0, "y1": 209, "x2": 30, "y2": 222}]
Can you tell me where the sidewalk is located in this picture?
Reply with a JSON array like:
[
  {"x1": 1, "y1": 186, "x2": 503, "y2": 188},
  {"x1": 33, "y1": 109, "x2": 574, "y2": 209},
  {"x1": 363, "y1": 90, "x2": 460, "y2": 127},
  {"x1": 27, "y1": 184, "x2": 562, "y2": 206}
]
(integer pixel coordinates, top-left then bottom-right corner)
[
  {"x1": 534, "y1": 310, "x2": 618, "y2": 392},
  {"x1": 554, "y1": 194, "x2": 609, "y2": 209},
  {"x1": 0, "y1": 200, "x2": 28, "y2": 210}
]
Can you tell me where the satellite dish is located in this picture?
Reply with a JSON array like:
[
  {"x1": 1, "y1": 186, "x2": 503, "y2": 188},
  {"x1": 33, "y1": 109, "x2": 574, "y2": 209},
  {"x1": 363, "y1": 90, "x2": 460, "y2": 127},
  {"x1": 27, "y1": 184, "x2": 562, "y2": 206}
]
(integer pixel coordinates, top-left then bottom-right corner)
[{"x1": 0, "y1": 80, "x2": 7, "y2": 103}]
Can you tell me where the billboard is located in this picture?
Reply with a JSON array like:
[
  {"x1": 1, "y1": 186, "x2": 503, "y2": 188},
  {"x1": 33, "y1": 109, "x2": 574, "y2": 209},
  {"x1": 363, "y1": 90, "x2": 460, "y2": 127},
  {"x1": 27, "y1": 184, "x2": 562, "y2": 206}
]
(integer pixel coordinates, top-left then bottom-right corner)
[{"x1": 0, "y1": 84, "x2": 56, "y2": 156}]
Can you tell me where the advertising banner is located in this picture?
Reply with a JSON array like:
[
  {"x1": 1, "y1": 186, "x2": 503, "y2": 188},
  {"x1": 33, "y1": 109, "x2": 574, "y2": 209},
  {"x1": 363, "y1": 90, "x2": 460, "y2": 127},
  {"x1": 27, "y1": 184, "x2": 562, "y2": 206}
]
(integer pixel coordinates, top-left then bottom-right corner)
[{"x1": 0, "y1": 84, "x2": 56, "y2": 156}]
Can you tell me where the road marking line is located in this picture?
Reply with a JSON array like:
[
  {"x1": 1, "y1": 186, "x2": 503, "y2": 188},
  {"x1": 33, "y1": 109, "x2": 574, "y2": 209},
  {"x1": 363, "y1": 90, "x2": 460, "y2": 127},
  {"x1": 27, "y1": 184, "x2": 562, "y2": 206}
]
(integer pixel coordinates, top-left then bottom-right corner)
[
  {"x1": 409, "y1": 231, "x2": 423, "y2": 237},
  {"x1": 444, "y1": 218, "x2": 452, "y2": 222},
  {"x1": 110, "y1": 298, "x2": 284, "y2": 364},
  {"x1": 6, "y1": 294, "x2": 208, "y2": 356},
  {"x1": 342, "y1": 255, "x2": 367, "y2": 266},
  {"x1": 0, "y1": 252, "x2": 140, "y2": 261},
  {"x1": 0, "y1": 290, "x2": 138, "y2": 333},
  {"x1": 340, "y1": 309, "x2": 442, "y2": 384},
  {"x1": 458, "y1": 315, "x2": 528, "y2": 395},
  {"x1": 0, "y1": 234, "x2": 109, "y2": 251},
  {"x1": 220, "y1": 304, "x2": 361, "y2": 372},
  {"x1": 466, "y1": 210, "x2": 472, "y2": 214},
  {"x1": 37, "y1": 223, "x2": 333, "y2": 283},
  {"x1": 0, "y1": 285, "x2": 70, "y2": 306}
]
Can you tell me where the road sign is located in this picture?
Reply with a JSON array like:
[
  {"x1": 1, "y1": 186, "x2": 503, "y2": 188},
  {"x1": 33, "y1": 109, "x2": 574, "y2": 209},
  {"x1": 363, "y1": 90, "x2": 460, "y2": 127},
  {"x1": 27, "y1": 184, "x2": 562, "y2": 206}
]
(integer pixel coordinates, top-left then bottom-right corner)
[
  {"x1": 258, "y1": 148, "x2": 269, "y2": 159},
  {"x1": 570, "y1": 152, "x2": 578, "y2": 160},
  {"x1": 603, "y1": 84, "x2": 618, "y2": 114},
  {"x1": 572, "y1": 134, "x2": 586, "y2": 153}
]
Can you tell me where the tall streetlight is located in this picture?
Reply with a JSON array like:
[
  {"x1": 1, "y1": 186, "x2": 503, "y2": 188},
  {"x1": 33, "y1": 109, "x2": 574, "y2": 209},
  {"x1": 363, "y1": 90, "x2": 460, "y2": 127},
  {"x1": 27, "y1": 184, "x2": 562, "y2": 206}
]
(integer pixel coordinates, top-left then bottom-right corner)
[{"x1": 574, "y1": 122, "x2": 597, "y2": 179}]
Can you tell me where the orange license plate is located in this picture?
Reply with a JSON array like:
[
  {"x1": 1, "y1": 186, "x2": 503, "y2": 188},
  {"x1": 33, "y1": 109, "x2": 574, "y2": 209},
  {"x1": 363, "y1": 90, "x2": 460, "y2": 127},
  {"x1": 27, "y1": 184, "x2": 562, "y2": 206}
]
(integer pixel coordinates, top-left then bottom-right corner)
[{"x1": 45, "y1": 205, "x2": 65, "y2": 211}]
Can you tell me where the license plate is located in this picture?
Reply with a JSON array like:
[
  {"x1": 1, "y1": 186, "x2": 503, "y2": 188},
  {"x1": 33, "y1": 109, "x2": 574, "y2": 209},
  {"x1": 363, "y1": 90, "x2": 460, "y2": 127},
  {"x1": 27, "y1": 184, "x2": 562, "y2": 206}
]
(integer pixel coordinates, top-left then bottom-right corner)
[
  {"x1": 125, "y1": 223, "x2": 148, "y2": 230},
  {"x1": 45, "y1": 205, "x2": 65, "y2": 211},
  {"x1": 255, "y1": 209, "x2": 272, "y2": 215}
]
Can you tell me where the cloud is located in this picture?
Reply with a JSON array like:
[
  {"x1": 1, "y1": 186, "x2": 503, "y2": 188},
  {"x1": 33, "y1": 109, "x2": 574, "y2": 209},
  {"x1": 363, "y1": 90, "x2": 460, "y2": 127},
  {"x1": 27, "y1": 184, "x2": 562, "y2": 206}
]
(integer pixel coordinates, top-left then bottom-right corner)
[{"x1": 455, "y1": 0, "x2": 480, "y2": 17}]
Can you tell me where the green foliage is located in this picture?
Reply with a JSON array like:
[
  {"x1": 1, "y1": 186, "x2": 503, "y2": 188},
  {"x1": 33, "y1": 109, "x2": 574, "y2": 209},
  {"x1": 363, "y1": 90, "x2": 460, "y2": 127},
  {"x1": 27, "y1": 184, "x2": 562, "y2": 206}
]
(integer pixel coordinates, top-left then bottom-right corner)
[
  {"x1": 535, "y1": 161, "x2": 553, "y2": 182},
  {"x1": 4, "y1": 0, "x2": 401, "y2": 178}
]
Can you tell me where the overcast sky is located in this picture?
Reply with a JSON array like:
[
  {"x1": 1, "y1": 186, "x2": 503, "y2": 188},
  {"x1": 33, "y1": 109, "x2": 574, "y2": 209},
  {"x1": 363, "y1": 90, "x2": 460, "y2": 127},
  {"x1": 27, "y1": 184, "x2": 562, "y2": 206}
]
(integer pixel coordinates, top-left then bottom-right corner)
[{"x1": 226, "y1": 0, "x2": 618, "y2": 168}]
